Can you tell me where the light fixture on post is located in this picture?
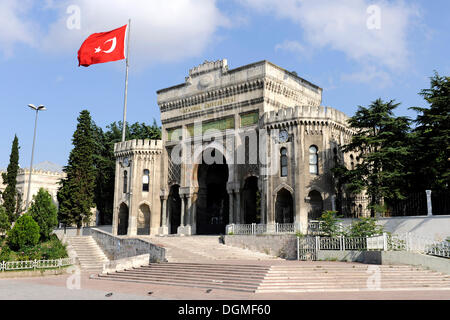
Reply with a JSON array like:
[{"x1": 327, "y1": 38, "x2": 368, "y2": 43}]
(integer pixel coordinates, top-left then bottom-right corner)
[{"x1": 25, "y1": 104, "x2": 46, "y2": 211}]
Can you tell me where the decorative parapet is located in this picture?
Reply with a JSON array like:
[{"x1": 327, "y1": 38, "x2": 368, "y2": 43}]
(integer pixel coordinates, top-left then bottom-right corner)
[
  {"x1": 262, "y1": 105, "x2": 353, "y2": 133},
  {"x1": 188, "y1": 59, "x2": 228, "y2": 78},
  {"x1": 114, "y1": 139, "x2": 163, "y2": 157}
]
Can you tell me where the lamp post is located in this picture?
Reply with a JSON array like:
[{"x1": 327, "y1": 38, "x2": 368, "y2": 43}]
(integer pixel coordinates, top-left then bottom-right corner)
[{"x1": 25, "y1": 104, "x2": 46, "y2": 211}]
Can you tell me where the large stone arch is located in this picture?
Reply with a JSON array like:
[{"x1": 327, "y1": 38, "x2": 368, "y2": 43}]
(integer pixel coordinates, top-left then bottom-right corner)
[
  {"x1": 195, "y1": 148, "x2": 229, "y2": 234},
  {"x1": 191, "y1": 141, "x2": 234, "y2": 188},
  {"x1": 117, "y1": 202, "x2": 129, "y2": 236}
]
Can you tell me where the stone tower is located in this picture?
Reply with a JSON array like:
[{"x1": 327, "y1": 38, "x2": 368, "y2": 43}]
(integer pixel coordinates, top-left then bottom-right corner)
[{"x1": 112, "y1": 139, "x2": 163, "y2": 236}]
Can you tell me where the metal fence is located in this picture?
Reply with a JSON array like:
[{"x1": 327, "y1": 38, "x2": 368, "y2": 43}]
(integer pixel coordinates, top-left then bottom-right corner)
[
  {"x1": 226, "y1": 223, "x2": 300, "y2": 235},
  {"x1": 0, "y1": 257, "x2": 75, "y2": 272},
  {"x1": 337, "y1": 190, "x2": 449, "y2": 217},
  {"x1": 297, "y1": 233, "x2": 449, "y2": 260}
]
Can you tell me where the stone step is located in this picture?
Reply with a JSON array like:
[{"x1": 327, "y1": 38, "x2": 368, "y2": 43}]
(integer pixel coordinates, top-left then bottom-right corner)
[{"x1": 95, "y1": 274, "x2": 259, "y2": 292}]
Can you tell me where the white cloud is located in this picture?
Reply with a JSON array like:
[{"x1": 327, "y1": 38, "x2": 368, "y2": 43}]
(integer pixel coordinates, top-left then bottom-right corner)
[
  {"x1": 341, "y1": 66, "x2": 393, "y2": 88},
  {"x1": 240, "y1": 0, "x2": 420, "y2": 71},
  {"x1": 275, "y1": 40, "x2": 306, "y2": 54},
  {"x1": 1, "y1": 0, "x2": 229, "y2": 66},
  {"x1": 0, "y1": 0, "x2": 38, "y2": 58}
]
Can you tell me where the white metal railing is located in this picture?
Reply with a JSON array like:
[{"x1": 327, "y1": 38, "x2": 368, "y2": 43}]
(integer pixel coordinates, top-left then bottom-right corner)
[
  {"x1": 226, "y1": 223, "x2": 300, "y2": 235},
  {"x1": 297, "y1": 233, "x2": 449, "y2": 260},
  {"x1": 0, "y1": 257, "x2": 75, "y2": 272},
  {"x1": 388, "y1": 233, "x2": 449, "y2": 258}
]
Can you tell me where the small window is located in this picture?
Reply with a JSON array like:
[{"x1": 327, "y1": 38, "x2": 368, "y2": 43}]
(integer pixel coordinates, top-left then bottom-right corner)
[
  {"x1": 280, "y1": 148, "x2": 288, "y2": 177},
  {"x1": 309, "y1": 146, "x2": 318, "y2": 174},
  {"x1": 143, "y1": 169, "x2": 150, "y2": 192},
  {"x1": 123, "y1": 170, "x2": 128, "y2": 194},
  {"x1": 350, "y1": 155, "x2": 355, "y2": 170}
]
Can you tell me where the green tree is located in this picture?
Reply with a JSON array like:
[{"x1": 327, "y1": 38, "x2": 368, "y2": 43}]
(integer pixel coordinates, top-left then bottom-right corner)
[
  {"x1": 347, "y1": 217, "x2": 384, "y2": 237},
  {"x1": 319, "y1": 211, "x2": 343, "y2": 237},
  {"x1": 0, "y1": 206, "x2": 10, "y2": 234},
  {"x1": 410, "y1": 72, "x2": 450, "y2": 191},
  {"x1": 28, "y1": 188, "x2": 58, "y2": 241},
  {"x1": 57, "y1": 110, "x2": 96, "y2": 234},
  {"x1": 7, "y1": 214, "x2": 40, "y2": 251},
  {"x1": 2, "y1": 135, "x2": 20, "y2": 222},
  {"x1": 334, "y1": 99, "x2": 412, "y2": 215}
]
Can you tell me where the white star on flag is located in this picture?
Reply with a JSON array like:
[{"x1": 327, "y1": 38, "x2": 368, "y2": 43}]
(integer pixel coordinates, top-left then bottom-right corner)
[{"x1": 94, "y1": 47, "x2": 101, "y2": 53}]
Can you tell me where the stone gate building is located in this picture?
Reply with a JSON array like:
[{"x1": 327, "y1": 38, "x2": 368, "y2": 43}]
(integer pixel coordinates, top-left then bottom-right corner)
[{"x1": 112, "y1": 59, "x2": 356, "y2": 237}]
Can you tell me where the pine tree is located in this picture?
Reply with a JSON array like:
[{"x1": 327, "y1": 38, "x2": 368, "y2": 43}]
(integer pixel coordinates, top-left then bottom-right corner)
[
  {"x1": 57, "y1": 110, "x2": 96, "y2": 234},
  {"x1": 410, "y1": 72, "x2": 450, "y2": 191},
  {"x1": 2, "y1": 135, "x2": 20, "y2": 222},
  {"x1": 28, "y1": 188, "x2": 58, "y2": 241},
  {"x1": 334, "y1": 99, "x2": 412, "y2": 216}
]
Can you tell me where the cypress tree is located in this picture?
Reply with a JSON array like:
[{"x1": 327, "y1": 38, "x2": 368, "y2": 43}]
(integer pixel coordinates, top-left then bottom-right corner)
[
  {"x1": 2, "y1": 135, "x2": 20, "y2": 222},
  {"x1": 57, "y1": 110, "x2": 96, "y2": 235}
]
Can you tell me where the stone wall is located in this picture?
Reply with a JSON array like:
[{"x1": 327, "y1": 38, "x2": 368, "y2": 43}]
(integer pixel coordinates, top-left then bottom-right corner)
[
  {"x1": 317, "y1": 250, "x2": 450, "y2": 275},
  {"x1": 340, "y1": 215, "x2": 450, "y2": 240},
  {"x1": 224, "y1": 234, "x2": 297, "y2": 260},
  {"x1": 85, "y1": 228, "x2": 166, "y2": 262}
]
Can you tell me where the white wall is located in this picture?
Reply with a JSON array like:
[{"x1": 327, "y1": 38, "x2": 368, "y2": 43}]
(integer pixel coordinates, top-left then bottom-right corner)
[{"x1": 341, "y1": 215, "x2": 450, "y2": 241}]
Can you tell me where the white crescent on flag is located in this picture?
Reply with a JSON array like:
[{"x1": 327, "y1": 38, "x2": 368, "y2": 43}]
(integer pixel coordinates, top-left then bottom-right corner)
[{"x1": 103, "y1": 37, "x2": 117, "y2": 53}]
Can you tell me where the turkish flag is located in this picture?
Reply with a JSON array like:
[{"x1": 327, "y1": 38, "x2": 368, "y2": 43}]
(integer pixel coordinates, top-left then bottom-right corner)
[{"x1": 78, "y1": 24, "x2": 127, "y2": 67}]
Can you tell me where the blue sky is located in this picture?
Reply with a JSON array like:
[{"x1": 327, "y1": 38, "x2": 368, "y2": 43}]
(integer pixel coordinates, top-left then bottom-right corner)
[{"x1": 0, "y1": 0, "x2": 449, "y2": 169}]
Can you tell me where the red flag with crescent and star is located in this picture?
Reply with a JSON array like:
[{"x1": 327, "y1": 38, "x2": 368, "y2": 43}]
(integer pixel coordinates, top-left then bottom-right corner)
[{"x1": 77, "y1": 24, "x2": 127, "y2": 67}]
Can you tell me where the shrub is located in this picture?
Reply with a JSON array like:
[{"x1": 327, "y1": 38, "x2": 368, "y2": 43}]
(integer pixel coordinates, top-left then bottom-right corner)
[
  {"x1": 39, "y1": 235, "x2": 68, "y2": 260},
  {"x1": 28, "y1": 188, "x2": 58, "y2": 241},
  {"x1": 0, "y1": 244, "x2": 11, "y2": 261},
  {"x1": 319, "y1": 211, "x2": 343, "y2": 237},
  {"x1": 7, "y1": 214, "x2": 40, "y2": 251},
  {"x1": 347, "y1": 217, "x2": 384, "y2": 237}
]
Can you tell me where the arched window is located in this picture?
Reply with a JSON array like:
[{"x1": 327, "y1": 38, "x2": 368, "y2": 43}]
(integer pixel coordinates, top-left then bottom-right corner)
[
  {"x1": 123, "y1": 170, "x2": 128, "y2": 194},
  {"x1": 280, "y1": 147, "x2": 288, "y2": 177},
  {"x1": 143, "y1": 169, "x2": 150, "y2": 192},
  {"x1": 309, "y1": 146, "x2": 318, "y2": 174}
]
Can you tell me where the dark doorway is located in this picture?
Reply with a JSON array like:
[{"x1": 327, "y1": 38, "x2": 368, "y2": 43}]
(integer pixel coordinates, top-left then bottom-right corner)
[
  {"x1": 275, "y1": 188, "x2": 294, "y2": 223},
  {"x1": 118, "y1": 203, "x2": 129, "y2": 235},
  {"x1": 242, "y1": 176, "x2": 259, "y2": 224},
  {"x1": 196, "y1": 149, "x2": 229, "y2": 234},
  {"x1": 168, "y1": 184, "x2": 181, "y2": 234},
  {"x1": 308, "y1": 190, "x2": 323, "y2": 220},
  {"x1": 137, "y1": 204, "x2": 151, "y2": 235}
]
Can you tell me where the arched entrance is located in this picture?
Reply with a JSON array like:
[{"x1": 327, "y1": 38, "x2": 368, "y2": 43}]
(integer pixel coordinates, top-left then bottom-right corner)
[
  {"x1": 118, "y1": 203, "x2": 129, "y2": 235},
  {"x1": 242, "y1": 176, "x2": 259, "y2": 224},
  {"x1": 308, "y1": 190, "x2": 323, "y2": 220},
  {"x1": 168, "y1": 184, "x2": 181, "y2": 234},
  {"x1": 275, "y1": 188, "x2": 294, "y2": 223},
  {"x1": 196, "y1": 149, "x2": 229, "y2": 234},
  {"x1": 137, "y1": 204, "x2": 151, "y2": 235}
]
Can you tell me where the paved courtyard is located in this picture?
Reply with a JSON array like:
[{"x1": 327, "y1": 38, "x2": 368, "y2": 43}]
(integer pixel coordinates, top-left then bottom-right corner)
[{"x1": 1, "y1": 262, "x2": 449, "y2": 300}]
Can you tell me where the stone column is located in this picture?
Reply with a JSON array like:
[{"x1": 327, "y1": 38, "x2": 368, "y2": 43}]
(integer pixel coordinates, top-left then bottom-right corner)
[
  {"x1": 159, "y1": 195, "x2": 168, "y2": 235},
  {"x1": 191, "y1": 193, "x2": 197, "y2": 235},
  {"x1": 426, "y1": 190, "x2": 432, "y2": 216},
  {"x1": 180, "y1": 195, "x2": 185, "y2": 227},
  {"x1": 235, "y1": 191, "x2": 241, "y2": 224},
  {"x1": 228, "y1": 191, "x2": 234, "y2": 224}
]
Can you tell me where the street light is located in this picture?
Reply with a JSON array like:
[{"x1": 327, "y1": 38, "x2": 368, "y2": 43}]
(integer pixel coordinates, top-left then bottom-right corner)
[{"x1": 25, "y1": 104, "x2": 46, "y2": 211}]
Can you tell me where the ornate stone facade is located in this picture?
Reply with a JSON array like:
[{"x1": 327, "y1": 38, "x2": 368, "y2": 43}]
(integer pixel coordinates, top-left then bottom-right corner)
[{"x1": 112, "y1": 59, "x2": 356, "y2": 236}]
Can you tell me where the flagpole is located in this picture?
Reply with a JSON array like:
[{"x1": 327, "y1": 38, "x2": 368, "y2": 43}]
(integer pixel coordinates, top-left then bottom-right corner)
[{"x1": 121, "y1": 19, "x2": 131, "y2": 142}]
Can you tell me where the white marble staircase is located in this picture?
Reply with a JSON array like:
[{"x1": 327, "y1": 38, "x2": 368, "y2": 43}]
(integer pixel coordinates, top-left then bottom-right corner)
[{"x1": 66, "y1": 236, "x2": 109, "y2": 273}]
